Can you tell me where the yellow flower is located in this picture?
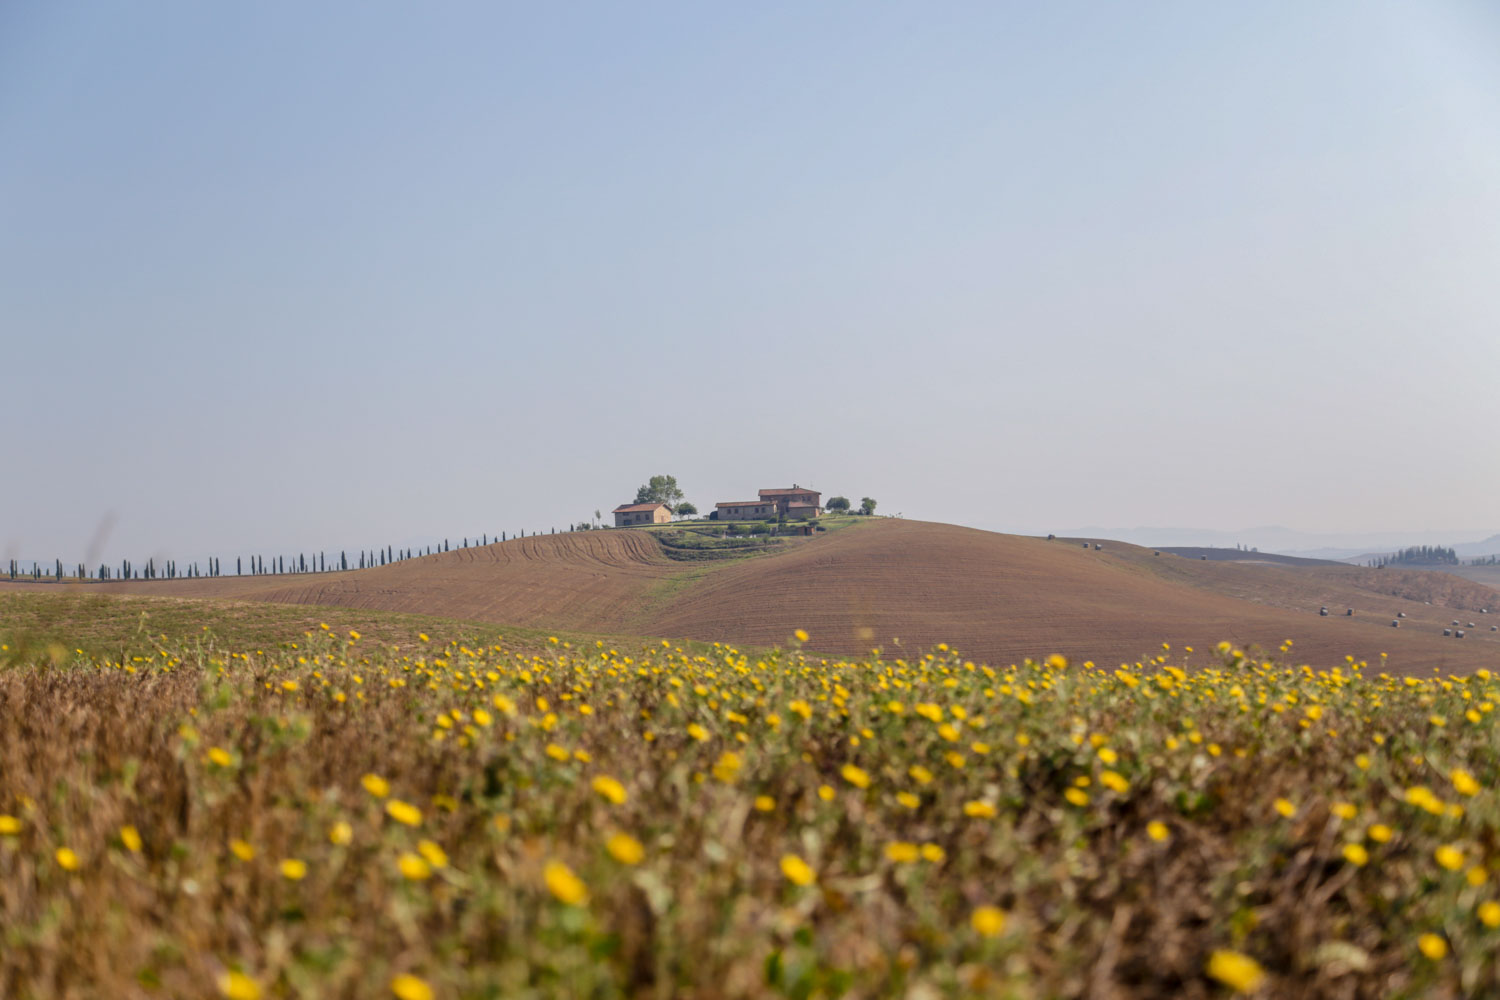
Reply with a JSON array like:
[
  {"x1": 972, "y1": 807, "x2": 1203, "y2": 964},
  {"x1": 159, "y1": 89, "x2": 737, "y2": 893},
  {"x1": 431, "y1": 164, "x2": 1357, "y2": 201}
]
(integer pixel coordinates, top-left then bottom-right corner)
[
  {"x1": 229, "y1": 839, "x2": 255, "y2": 861},
  {"x1": 780, "y1": 854, "x2": 816, "y2": 886},
  {"x1": 1435, "y1": 845, "x2": 1465, "y2": 871},
  {"x1": 218, "y1": 970, "x2": 262, "y2": 1000},
  {"x1": 920, "y1": 843, "x2": 946, "y2": 863},
  {"x1": 390, "y1": 974, "x2": 434, "y2": 1000},
  {"x1": 0, "y1": 815, "x2": 21, "y2": 835},
  {"x1": 909, "y1": 765, "x2": 934, "y2": 785},
  {"x1": 545, "y1": 743, "x2": 570, "y2": 761},
  {"x1": 398, "y1": 853, "x2": 432, "y2": 880},
  {"x1": 208, "y1": 747, "x2": 233, "y2": 767},
  {"x1": 1274, "y1": 798, "x2": 1296, "y2": 818},
  {"x1": 963, "y1": 800, "x2": 997, "y2": 818},
  {"x1": 885, "y1": 841, "x2": 920, "y2": 863},
  {"x1": 1418, "y1": 933, "x2": 1448, "y2": 960},
  {"x1": 1330, "y1": 802, "x2": 1357, "y2": 820},
  {"x1": 1478, "y1": 901, "x2": 1500, "y2": 929},
  {"x1": 279, "y1": 858, "x2": 308, "y2": 880},
  {"x1": 1064, "y1": 788, "x2": 1090, "y2": 807},
  {"x1": 120, "y1": 825, "x2": 143, "y2": 853},
  {"x1": 591, "y1": 776, "x2": 628, "y2": 805},
  {"x1": 971, "y1": 905, "x2": 1006, "y2": 937},
  {"x1": 897, "y1": 791, "x2": 920, "y2": 810},
  {"x1": 1097, "y1": 747, "x2": 1118, "y2": 765},
  {"x1": 361, "y1": 773, "x2": 391, "y2": 798},
  {"x1": 1206, "y1": 949, "x2": 1265, "y2": 993},
  {"x1": 754, "y1": 795, "x2": 775, "y2": 812},
  {"x1": 687, "y1": 723, "x2": 710, "y2": 742},
  {"x1": 329, "y1": 821, "x2": 353, "y2": 845},
  {"x1": 1468, "y1": 866, "x2": 1488, "y2": 887},
  {"x1": 1451, "y1": 769, "x2": 1481, "y2": 797},
  {"x1": 1342, "y1": 843, "x2": 1369, "y2": 867},
  {"x1": 1146, "y1": 821, "x2": 1170, "y2": 843},
  {"x1": 544, "y1": 859, "x2": 589, "y2": 904},
  {"x1": 55, "y1": 847, "x2": 80, "y2": 871},
  {"x1": 793, "y1": 629, "x2": 809, "y2": 642},
  {"x1": 606, "y1": 832, "x2": 644, "y2": 865},
  {"x1": 417, "y1": 840, "x2": 449, "y2": 869},
  {"x1": 385, "y1": 800, "x2": 423, "y2": 827},
  {"x1": 817, "y1": 784, "x2": 835, "y2": 802},
  {"x1": 1100, "y1": 770, "x2": 1129, "y2": 793},
  {"x1": 841, "y1": 764, "x2": 871, "y2": 789},
  {"x1": 1367, "y1": 824, "x2": 1393, "y2": 843}
]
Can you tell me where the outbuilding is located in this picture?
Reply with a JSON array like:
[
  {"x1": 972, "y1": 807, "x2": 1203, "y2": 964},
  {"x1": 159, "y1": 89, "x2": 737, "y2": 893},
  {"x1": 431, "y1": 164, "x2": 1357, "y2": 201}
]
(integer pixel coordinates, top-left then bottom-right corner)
[{"x1": 612, "y1": 502, "x2": 673, "y2": 527}]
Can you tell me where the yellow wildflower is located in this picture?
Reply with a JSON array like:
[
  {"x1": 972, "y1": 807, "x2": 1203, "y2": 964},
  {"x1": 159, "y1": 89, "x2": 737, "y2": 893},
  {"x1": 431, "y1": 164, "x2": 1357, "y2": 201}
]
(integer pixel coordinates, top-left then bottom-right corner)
[
  {"x1": 1206, "y1": 949, "x2": 1265, "y2": 992},
  {"x1": 591, "y1": 775, "x2": 628, "y2": 805},
  {"x1": 398, "y1": 853, "x2": 432, "y2": 880},
  {"x1": 218, "y1": 970, "x2": 262, "y2": 1000},
  {"x1": 780, "y1": 854, "x2": 815, "y2": 886},
  {"x1": 390, "y1": 974, "x2": 434, "y2": 1000},
  {"x1": 385, "y1": 800, "x2": 423, "y2": 827},
  {"x1": 417, "y1": 840, "x2": 449, "y2": 869},
  {"x1": 606, "y1": 832, "x2": 644, "y2": 865},
  {"x1": 971, "y1": 905, "x2": 1006, "y2": 937},
  {"x1": 544, "y1": 859, "x2": 589, "y2": 904},
  {"x1": 841, "y1": 764, "x2": 871, "y2": 789}
]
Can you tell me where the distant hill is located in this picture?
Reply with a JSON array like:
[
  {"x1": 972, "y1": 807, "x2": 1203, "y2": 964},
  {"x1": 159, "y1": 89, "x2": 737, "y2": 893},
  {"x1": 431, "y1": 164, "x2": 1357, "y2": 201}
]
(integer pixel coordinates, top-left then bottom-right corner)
[
  {"x1": 1157, "y1": 547, "x2": 1345, "y2": 568},
  {"x1": 1054, "y1": 525, "x2": 1500, "y2": 562},
  {"x1": 7, "y1": 519, "x2": 1499, "y2": 675}
]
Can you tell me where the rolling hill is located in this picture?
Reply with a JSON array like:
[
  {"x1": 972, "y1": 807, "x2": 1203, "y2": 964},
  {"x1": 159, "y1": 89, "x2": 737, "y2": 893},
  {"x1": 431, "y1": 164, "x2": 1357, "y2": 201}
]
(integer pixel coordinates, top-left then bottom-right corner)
[{"x1": 6, "y1": 519, "x2": 1499, "y2": 673}]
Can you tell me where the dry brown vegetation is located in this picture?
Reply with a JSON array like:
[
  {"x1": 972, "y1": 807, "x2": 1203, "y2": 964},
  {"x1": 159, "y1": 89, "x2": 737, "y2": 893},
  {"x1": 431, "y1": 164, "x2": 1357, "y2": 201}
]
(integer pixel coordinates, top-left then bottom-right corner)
[{"x1": 5, "y1": 629, "x2": 1500, "y2": 998}]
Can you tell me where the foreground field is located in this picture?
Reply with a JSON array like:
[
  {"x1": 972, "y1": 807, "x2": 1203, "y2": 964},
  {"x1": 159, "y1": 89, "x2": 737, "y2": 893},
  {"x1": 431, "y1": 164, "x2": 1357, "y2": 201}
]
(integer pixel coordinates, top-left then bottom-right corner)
[{"x1": 5, "y1": 628, "x2": 1500, "y2": 998}]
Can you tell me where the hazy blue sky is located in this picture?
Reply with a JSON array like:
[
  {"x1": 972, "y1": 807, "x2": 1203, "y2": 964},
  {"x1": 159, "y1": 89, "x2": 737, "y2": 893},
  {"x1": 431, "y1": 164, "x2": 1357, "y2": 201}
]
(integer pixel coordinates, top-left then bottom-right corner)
[{"x1": 4, "y1": 2, "x2": 1499, "y2": 569}]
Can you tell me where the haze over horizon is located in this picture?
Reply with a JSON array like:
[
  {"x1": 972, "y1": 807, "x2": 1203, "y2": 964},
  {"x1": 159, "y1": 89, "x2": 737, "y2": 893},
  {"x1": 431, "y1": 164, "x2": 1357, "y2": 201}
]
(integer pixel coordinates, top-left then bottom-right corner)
[{"x1": 4, "y1": 2, "x2": 1499, "y2": 568}]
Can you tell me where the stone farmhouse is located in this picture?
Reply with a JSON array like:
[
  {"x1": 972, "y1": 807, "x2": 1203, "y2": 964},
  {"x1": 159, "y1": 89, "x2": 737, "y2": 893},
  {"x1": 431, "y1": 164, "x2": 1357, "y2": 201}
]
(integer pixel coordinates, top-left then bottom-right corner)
[
  {"x1": 612, "y1": 502, "x2": 672, "y2": 527},
  {"x1": 716, "y1": 485, "x2": 823, "y2": 521}
]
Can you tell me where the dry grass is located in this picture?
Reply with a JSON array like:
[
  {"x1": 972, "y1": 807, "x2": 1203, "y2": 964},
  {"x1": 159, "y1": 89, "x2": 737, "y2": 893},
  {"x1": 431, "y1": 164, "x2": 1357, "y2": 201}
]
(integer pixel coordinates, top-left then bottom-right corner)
[{"x1": 4, "y1": 623, "x2": 1500, "y2": 998}]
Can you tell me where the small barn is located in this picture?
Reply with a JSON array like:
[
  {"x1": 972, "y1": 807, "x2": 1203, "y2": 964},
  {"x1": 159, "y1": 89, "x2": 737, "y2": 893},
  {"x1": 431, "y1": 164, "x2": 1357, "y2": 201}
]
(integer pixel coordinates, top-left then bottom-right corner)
[{"x1": 612, "y1": 502, "x2": 673, "y2": 527}]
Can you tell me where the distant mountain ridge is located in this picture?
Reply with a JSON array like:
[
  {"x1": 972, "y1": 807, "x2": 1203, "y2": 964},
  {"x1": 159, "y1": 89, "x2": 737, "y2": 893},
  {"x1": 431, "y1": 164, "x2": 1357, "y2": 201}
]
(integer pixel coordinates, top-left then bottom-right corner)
[{"x1": 1052, "y1": 526, "x2": 1500, "y2": 561}]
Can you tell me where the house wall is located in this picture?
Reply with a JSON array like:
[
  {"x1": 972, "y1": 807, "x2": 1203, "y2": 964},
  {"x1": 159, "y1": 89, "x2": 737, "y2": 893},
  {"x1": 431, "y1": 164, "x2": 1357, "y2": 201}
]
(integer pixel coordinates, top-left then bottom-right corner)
[
  {"x1": 717, "y1": 504, "x2": 774, "y2": 521},
  {"x1": 614, "y1": 508, "x2": 670, "y2": 527}
]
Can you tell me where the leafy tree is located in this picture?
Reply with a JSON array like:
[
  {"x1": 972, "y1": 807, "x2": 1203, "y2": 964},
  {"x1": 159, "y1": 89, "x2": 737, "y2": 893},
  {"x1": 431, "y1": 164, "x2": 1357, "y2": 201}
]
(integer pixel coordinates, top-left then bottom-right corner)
[
  {"x1": 860, "y1": 497, "x2": 878, "y2": 516},
  {"x1": 827, "y1": 496, "x2": 851, "y2": 513},
  {"x1": 675, "y1": 502, "x2": 698, "y2": 519},
  {"x1": 635, "y1": 474, "x2": 685, "y2": 509}
]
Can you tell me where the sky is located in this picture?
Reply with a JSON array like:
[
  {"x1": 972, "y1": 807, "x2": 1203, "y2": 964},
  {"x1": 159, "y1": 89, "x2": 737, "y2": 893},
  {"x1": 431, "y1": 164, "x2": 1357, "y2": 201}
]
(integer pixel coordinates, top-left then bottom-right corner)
[{"x1": 3, "y1": 1, "x2": 1499, "y2": 570}]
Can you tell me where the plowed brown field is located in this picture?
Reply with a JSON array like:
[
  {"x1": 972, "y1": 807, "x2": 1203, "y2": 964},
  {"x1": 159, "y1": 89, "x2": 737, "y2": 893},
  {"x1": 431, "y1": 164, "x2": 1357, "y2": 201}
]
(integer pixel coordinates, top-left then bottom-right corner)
[{"x1": 7, "y1": 520, "x2": 1498, "y2": 673}]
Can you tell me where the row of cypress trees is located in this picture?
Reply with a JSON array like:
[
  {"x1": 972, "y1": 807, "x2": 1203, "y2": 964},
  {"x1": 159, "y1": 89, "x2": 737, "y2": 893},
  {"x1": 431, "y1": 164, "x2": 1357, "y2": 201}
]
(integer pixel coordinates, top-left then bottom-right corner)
[{"x1": 3, "y1": 530, "x2": 565, "y2": 583}]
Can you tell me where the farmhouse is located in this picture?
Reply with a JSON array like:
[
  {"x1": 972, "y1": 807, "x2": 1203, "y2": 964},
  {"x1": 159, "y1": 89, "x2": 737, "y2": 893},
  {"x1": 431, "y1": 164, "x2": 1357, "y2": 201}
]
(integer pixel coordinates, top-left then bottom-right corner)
[
  {"x1": 612, "y1": 502, "x2": 672, "y2": 527},
  {"x1": 714, "y1": 485, "x2": 823, "y2": 521},
  {"x1": 715, "y1": 500, "x2": 777, "y2": 521},
  {"x1": 759, "y1": 485, "x2": 823, "y2": 519}
]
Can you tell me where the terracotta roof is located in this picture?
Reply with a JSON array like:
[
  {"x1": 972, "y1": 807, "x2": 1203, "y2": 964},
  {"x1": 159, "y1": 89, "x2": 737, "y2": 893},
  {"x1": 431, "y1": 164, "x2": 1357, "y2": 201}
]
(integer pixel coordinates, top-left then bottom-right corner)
[
  {"x1": 715, "y1": 501, "x2": 769, "y2": 508},
  {"x1": 612, "y1": 503, "x2": 670, "y2": 513},
  {"x1": 758, "y1": 487, "x2": 821, "y2": 497}
]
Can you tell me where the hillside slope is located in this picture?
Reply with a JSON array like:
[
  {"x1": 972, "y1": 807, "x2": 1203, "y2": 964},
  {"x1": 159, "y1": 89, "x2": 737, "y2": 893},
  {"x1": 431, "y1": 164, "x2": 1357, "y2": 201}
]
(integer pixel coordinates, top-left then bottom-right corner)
[{"x1": 6, "y1": 520, "x2": 1498, "y2": 672}]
